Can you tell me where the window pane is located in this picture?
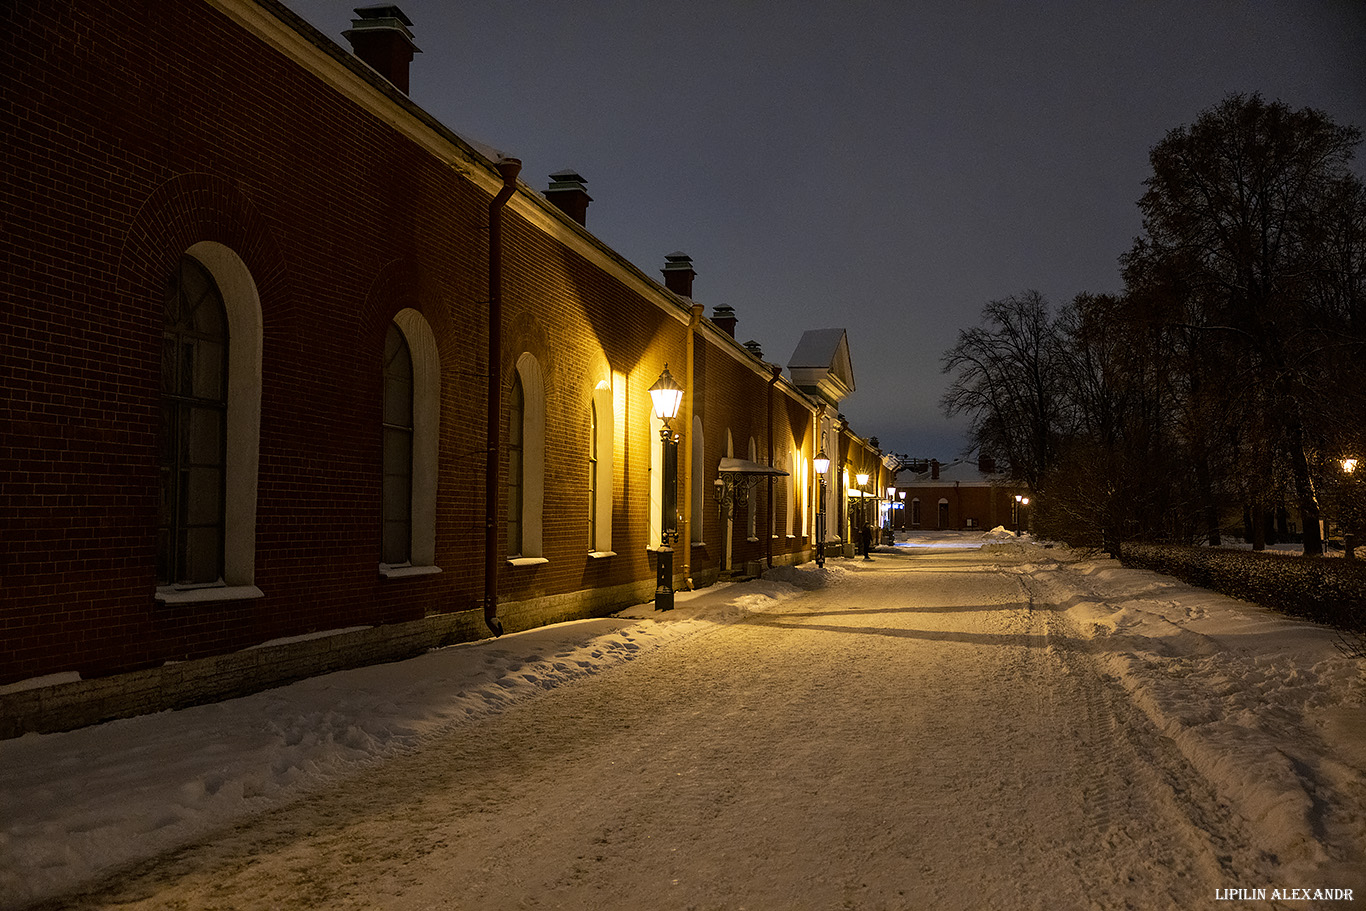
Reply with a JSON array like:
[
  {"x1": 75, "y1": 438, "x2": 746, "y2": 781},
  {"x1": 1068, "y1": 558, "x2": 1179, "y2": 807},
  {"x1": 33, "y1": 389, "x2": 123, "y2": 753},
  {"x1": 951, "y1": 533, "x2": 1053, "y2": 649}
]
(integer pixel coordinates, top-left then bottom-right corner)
[
  {"x1": 186, "y1": 466, "x2": 224, "y2": 526},
  {"x1": 184, "y1": 526, "x2": 224, "y2": 584},
  {"x1": 383, "y1": 325, "x2": 413, "y2": 428},
  {"x1": 188, "y1": 404, "x2": 224, "y2": 465},
  {"x1": 191, "y1": 338, "x2": 226, "y2": 400}
]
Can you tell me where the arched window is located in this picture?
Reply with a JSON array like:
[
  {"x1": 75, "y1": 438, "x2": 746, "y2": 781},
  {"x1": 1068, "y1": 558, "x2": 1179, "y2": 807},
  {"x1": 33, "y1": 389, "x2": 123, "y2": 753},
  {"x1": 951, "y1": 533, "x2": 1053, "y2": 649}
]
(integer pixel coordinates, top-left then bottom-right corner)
[
  {"x1": 588, "y1": 399, "x2": 598, "y2": 551},
  {"x1": 786, "y1": 448, "x2": 797, "y2": 538},
  {"x1": 159, "y1": 255, "x2": 228, "y2": 586},
  {"x1": 691, "y1": 415, "x2": 705, "y2": 544},
  {"x1": 589, "y1": 381, "x2": 614, "y2": 555},
  {"x1": 382, "y1": 309, "x2": 441, "y2": 575},
  {"x1": 382, "y1": 323, "x2": 413, "y2": 565},
  {"x1": 508, "y1": 353, "x2": 545, "y2": 561},
  {"x1": 156, "y1": 243, "x2": 263, "y2": 603},
  {"x1": 747, "y1": 437, "x2": 758, "y2": 542},
  {"x1": 507, "y1": 373, "x2": 524, "y2": 556}
]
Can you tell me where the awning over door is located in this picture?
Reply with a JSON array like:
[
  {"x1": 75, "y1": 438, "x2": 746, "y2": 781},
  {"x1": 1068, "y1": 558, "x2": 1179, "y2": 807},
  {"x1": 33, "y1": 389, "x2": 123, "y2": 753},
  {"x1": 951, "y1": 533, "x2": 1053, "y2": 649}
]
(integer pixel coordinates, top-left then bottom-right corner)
[{"x1": 717, "y1": 457, "x2": 789, "y2": 477}]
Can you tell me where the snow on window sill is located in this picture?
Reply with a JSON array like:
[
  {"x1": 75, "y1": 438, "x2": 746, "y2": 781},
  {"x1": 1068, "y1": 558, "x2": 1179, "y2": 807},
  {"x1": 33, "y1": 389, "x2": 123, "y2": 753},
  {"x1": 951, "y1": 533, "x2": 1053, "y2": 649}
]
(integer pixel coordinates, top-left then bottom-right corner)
[
  {"x1": 588, "y1": 551, "x2": 617, "y2": 559},
  {"x1": 508, "y1": 556, "x2": 549, "y2": 567},
  {"x1": 379, "y1": 563, "x2": 443, "y2": 579},
  {"x1": 155, "y1": 584, "x2": 265, "y2": 604}
]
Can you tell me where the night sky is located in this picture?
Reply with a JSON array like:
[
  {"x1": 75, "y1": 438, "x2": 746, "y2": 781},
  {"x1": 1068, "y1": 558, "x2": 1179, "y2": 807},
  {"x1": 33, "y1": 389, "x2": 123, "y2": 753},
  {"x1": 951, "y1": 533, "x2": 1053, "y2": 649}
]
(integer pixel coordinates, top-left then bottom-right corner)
[{"x1": 282, "y1": 0, "x2": 1366, "y2": 461}]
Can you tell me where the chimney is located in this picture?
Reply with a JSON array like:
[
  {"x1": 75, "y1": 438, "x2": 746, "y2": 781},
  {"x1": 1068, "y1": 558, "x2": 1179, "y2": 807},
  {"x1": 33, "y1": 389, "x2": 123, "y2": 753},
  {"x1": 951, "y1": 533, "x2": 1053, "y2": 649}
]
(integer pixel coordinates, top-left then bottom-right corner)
[
  {"x1": 711, "y1": 304, "x2": 737, "y2": 338},
  {"x1": 930, "y1": 459, "x2": 940, "y2": 480},
  {"x1": 742, "y1": 339, "x2": 763, "y2": 358},
  {"x1": 978, "y1": 455, "x2": 996, "y2": 474},
  {"x1": 545, "y1": 170, "x2": 592, "y2": 226},
  {"x1": 662, "y1": 252, "x2": 695, "y2": 298},
  {"x1": 343, "y1": 5, "x2": 420, "y2": 94}
]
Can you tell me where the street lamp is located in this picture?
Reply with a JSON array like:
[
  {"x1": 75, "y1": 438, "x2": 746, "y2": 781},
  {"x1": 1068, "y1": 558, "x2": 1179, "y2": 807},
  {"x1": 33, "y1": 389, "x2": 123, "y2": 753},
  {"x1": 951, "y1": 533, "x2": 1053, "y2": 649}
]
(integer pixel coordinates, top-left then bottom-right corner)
[
  {"x1": 1342, "y1": 458, "x2": 1358, "y2": 559},
  {"x1": 649, "y1": 365, "x2": 683, "y2": 610},
  {"x1": 886, "y1": 486, "x2": 896, "y2": 541},
  {"x1": 814, "y1": 443, "x2": 830, "y2": 567},
  {"x1": 856, "y1": 471, "x2": 870, "y2": 559}
]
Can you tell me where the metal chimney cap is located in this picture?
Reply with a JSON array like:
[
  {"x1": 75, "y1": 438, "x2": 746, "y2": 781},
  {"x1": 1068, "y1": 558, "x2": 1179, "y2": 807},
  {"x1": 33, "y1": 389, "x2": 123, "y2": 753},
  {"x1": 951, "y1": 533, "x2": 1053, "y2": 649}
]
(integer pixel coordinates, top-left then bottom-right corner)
[{"x1": 353, "y1": 5, "x2": 413, "y2": 26}]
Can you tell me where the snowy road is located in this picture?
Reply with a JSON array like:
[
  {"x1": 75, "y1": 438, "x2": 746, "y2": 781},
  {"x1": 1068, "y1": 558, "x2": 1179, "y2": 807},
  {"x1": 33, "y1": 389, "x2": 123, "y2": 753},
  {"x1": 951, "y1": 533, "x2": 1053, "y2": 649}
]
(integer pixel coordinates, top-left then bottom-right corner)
[{"x1": 19, "y1": 540, "x2": 1360, "y2": 910}]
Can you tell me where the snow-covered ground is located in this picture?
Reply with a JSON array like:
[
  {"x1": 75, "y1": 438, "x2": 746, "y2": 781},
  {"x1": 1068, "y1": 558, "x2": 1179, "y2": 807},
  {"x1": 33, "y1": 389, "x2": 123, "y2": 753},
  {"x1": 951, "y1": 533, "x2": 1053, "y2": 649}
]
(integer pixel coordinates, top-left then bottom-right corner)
[{"x1": 1, "y1": 532, "x2": 1362, "y2": 909}]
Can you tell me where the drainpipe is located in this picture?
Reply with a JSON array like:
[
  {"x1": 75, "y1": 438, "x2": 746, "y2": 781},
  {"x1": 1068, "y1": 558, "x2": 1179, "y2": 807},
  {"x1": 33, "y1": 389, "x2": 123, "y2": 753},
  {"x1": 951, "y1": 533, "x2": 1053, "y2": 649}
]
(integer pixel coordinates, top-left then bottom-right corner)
[
  {"x1": 682, "y1": 303, "x2": 703, "y2": 589},
  {"x1": 766, "y1": 364, "x2": 780, "y2": 568},
  {"x1": 484, "y1": 157, "x2": 522, "y2": 637}
]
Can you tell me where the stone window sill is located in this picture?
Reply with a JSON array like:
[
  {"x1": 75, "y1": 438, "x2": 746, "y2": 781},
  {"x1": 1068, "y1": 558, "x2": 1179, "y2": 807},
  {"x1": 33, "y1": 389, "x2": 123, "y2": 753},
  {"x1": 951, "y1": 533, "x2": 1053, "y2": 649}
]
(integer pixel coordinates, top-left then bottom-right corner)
[{"x1": 155, "y1": 584, "x2": 265, "y2": 604}]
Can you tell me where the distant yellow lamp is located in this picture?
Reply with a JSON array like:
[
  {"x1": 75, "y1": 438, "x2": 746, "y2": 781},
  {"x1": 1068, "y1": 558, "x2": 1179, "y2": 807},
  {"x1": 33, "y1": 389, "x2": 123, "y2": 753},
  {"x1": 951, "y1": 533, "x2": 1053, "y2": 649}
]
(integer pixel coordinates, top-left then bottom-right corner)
[{"x1": 1344, "y1": 458, "x2": 1359, "y2": 474}]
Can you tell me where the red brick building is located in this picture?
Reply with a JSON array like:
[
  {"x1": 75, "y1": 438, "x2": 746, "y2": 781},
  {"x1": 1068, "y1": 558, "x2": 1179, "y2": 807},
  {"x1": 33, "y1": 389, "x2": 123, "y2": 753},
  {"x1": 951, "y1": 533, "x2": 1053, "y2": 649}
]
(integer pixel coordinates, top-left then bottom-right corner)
[
  {"x1": 0, "y1": 1, "x2": 885, "y2": 736},
  {"x1": 895, "y1": 459, "x2": 1024, "y2": 532}
]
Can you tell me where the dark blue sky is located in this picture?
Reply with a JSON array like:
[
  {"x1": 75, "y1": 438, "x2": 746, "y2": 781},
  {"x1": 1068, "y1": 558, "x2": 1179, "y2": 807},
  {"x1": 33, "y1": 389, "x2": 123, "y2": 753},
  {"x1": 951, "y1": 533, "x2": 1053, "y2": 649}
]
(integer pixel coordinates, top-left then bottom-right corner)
[{"x1": 284, "y1": 0, "x2": 1366, "y2": 461}]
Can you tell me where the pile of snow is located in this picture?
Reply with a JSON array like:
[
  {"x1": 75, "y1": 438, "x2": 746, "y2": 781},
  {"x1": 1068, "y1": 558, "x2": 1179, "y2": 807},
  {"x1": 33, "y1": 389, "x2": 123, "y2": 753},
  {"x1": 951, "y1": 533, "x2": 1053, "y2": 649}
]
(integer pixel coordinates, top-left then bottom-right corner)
[
  {"x1": 0, "y1": 573, "x2": 818, "y2": 909},
  {"x1": 1019, "y1": 549, "x2": 1366, "y2": 876}
]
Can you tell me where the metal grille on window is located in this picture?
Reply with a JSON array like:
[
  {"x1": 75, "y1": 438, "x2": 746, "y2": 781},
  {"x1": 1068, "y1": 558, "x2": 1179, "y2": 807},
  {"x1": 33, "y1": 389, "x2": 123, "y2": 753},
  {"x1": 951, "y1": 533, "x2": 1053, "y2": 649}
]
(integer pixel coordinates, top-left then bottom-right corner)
[
  {"x1": 382, "y1": 324, "x2": 414, "y2": 565},
  {"x1": 158, "y1": 255, "x2": 228, "y2": 586},
  {"x1": 507, "y1": 375, "x2": 524, "y2": 555}
]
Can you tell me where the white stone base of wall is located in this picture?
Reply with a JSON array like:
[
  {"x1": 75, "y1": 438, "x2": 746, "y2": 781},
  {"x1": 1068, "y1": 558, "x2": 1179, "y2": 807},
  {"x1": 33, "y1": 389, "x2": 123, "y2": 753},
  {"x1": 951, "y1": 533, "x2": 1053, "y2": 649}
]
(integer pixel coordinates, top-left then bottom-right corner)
[{"x1": 0, "y1": 577, "x2": 661, "y2": 740}]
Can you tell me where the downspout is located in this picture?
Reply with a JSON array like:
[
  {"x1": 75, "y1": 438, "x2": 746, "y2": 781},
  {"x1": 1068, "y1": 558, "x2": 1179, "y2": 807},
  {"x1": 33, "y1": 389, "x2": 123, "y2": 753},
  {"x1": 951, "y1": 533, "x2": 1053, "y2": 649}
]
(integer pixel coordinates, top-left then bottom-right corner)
[
  {"x1": 483, "y1": 157, "x2": 522, "y2": 637},
  {"x1": 682, "y1": 303, "x2": 703, "y2": 589},
  {"x1": 766, "y1": 365, "x2": 780, "y2": 568}
]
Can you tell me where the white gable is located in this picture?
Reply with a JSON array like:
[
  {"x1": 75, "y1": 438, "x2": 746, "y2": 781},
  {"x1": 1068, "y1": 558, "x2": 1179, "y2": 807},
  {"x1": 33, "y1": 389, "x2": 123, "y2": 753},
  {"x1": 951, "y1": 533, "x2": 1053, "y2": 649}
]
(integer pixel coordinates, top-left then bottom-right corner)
[{"x1": 787, "y1": 328, "x2": 855, "y2": 405}]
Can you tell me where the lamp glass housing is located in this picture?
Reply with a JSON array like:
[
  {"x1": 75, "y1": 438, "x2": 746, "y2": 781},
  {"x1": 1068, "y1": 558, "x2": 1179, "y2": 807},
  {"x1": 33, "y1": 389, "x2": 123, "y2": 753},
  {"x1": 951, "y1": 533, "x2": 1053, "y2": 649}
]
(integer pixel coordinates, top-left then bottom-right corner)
[
  {"x1": 814, "y1": 450, "x2": 830, "y2": 475},
  {"x1": 649, "y1": 366, "x2": 683, "y2": 422}
]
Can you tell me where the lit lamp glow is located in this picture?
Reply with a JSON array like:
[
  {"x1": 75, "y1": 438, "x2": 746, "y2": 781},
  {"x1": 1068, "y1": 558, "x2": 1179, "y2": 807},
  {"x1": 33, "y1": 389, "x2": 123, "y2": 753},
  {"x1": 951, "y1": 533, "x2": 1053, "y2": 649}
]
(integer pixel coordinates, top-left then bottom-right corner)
[{"x1": 648, "y1": 365, "x2": 684, "y2": 428}]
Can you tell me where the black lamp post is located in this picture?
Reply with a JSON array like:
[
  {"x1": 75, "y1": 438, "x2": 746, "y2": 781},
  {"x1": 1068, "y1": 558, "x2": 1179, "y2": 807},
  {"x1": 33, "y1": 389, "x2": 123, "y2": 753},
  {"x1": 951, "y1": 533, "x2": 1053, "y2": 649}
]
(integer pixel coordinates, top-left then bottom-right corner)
[
  {"x1": 856, "y1": 471, "x2": 870, "y2": 559},
  {"x1": 814, "y1": 444, "x2": 830, "y2": 567},
  {"x1": 649, "y1": 365, "x2": 684, "y2": 610}
]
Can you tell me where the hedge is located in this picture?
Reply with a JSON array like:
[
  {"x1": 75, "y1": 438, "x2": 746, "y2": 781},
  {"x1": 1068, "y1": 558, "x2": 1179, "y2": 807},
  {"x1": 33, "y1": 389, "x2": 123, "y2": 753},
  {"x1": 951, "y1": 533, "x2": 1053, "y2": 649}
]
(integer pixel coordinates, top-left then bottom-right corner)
[{"x1": 1118, "y1": 544, "x2": 1366, "y2": 631}]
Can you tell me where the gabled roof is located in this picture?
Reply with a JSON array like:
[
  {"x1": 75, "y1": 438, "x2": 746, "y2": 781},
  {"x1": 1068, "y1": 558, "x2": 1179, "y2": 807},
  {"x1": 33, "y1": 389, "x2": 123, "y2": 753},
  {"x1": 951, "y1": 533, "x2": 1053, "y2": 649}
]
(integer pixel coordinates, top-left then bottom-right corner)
[
  {"x1": 896, "y1": 460, "x2": 1011, "y2": 488},
  {"x1": 787, "y1": 328, "x2": 855, "y2": 405}
]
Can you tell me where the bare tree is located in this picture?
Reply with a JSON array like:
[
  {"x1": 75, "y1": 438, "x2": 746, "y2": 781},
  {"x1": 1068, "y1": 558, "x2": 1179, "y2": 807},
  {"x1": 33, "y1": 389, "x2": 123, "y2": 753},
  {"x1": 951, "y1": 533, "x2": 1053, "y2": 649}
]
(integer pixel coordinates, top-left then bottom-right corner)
[
  {"x1": 941, "y1": 291, "x2": 1067, "y2": 492},
  {"x1": 1135, "y1": 93, "x2": 1365, "y2": 555}
]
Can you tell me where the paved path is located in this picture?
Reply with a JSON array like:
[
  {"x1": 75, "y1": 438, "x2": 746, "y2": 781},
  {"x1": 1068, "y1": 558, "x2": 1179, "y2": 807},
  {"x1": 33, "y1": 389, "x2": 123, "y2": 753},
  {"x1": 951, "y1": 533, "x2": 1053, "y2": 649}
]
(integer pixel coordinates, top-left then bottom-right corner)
[{"x1": 42, "y1": 546, "x2": 1268, "y2": 910}]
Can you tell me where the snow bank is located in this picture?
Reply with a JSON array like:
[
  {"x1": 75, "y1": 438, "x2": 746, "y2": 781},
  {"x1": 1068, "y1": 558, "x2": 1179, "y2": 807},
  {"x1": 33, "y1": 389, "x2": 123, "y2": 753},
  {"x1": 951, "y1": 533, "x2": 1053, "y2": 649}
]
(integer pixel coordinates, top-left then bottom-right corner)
[
  {"x1": 1024, "y1": 548, "x2": 1366, "y2": 878},
  {"x1": 0, "y1": 575, "x2": 815, "y2": 909}
]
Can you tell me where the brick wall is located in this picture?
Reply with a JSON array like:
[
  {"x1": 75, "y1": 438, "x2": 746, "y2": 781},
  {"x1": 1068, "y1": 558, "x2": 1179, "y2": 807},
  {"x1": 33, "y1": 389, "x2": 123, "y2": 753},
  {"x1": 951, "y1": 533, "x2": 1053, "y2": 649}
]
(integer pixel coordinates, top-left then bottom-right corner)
[{"x1": 1, "y1": 0, "x2": 846, "y2": 732}]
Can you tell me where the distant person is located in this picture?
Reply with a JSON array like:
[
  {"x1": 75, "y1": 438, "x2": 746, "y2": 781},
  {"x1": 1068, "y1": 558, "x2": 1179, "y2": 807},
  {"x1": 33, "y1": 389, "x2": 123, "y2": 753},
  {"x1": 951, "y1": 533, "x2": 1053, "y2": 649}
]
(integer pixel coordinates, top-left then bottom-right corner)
[{"x1": 860, "y1": 523, "x2": 873, "y2": 560}]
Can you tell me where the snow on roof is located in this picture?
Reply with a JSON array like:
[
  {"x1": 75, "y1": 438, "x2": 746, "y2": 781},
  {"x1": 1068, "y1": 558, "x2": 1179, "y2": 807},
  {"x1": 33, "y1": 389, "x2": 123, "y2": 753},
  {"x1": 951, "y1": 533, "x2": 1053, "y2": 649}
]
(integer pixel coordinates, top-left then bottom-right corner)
[
  {"x1": 897, "y1": 459, "x2": 1010, "y2": 486},
  {"x1": 786, "y1": 328, "x2": 855, "y2": 404},
  {"x1": 787, "y1": 328, "x2": 847, "y2": 368}
]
